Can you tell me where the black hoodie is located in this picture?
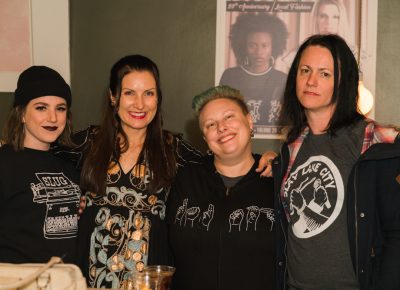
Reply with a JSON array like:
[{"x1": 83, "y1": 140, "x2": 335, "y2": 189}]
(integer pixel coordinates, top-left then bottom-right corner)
[{"x1": 167, "y1": 154, "x2": 275, "y2": 290}]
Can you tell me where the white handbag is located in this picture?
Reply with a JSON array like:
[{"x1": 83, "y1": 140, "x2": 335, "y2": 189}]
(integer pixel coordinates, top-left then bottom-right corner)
[{"x1": 0, "y1": 257, "x2": 87, "y2": 290}]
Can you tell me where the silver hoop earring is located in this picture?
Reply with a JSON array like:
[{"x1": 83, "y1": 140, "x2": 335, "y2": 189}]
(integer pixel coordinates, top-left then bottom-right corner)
[
  {"x1": 269, "y1": 56, "x2": 275, "y2": 67},
  {"x1": 206, "y1": 149, "x2": 214, "y2": 156},
  {"x1": 244, "y1": 56, "x2": 249, "y2": 66}
]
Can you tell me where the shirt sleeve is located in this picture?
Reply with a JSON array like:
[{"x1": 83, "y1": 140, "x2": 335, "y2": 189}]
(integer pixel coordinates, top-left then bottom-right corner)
[{"x1": 172, "y1": 133, "x2": 203, "y2": 166}]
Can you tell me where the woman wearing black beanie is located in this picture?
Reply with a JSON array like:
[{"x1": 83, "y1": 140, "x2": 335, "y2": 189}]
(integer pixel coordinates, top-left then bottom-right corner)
[{"x1": 0, "y1": 66, "x2": 82, "y2": 263}]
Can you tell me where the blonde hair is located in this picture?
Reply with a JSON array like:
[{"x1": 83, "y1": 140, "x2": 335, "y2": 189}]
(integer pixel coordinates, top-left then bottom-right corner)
[{"x1": 312, "y1": 0, "x2": 349, "y2": 41}]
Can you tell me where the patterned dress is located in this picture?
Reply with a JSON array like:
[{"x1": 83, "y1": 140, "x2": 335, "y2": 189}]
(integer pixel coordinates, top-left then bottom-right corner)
[{"x1": 65, "y1": 127, "x2": 202, "y2": 289}]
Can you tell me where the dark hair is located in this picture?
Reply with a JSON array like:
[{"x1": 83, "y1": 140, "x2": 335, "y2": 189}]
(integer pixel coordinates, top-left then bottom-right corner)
[
  {"x1": 81, "y1": 55, "x2": 176, "y2": 195},
  {"x1": 3, "y1": 104, "x2": 73, "y2": 151},
  {"x1": 230, "y1": 13, "x2": 288, "y2": 65},
  {"x1": 281, "y1": 34, "x2": 363, "y2": 143}
]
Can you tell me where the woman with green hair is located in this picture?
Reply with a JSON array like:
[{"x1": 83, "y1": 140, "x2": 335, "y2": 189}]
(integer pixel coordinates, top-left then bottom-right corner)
[{"x1": 167, "y1": 85, "x2": 277, "y2": 290}]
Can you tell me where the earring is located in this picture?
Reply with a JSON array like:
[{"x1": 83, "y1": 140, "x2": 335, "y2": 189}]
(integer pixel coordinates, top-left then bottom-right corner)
[
  {"x1": 269, "y1": 56, "x2": 275, "y2": 67},
  {"x1": 250, "y1": 128, "x2": 254, "y2": 138},
  {"x1": 206, "y1": 149, "x2": 214, "y2": 156},
  {"x1": 244, "y1": 56, "x2": 249, "y2": 66}
]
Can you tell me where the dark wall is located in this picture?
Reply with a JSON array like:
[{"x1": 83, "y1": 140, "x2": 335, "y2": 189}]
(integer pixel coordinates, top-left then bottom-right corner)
[
  {"x1": 1, "y1": 1, "x2": 399, "y2": 152},
  {"x1": 376, "y1": 0, "x2": 400, "y2": 125},
  {"x1": 69, "y1": 0, "x2": 283, "y2": 153},
  {"x1": 0, "y1": 93, "x2": 13, "y2": 132},
  {"x1": 69, "y1": 0, "x2": 217, "y2": 152}
]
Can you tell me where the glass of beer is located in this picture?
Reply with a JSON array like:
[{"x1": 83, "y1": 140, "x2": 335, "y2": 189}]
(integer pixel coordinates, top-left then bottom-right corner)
[{"x1": 124, "y1": 265, "x2": 175, "y2": 290}]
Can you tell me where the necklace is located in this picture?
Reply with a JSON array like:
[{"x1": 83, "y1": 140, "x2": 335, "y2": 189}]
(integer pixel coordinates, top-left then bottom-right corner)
[{"x1": 240, "y1": 64, "x2": 272, "y2": 76}]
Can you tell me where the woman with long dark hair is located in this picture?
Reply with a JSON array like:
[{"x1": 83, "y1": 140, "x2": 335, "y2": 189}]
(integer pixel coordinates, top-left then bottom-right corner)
[
  {"x1": 67, "y1": 54, "x2": 275, "y2": 288},
  {"x1": 77, "y1": 55, "x2": 202, "y2": 288},
  {"x1": 274, "y1": 34, "x2": 400, "y2": 290}
]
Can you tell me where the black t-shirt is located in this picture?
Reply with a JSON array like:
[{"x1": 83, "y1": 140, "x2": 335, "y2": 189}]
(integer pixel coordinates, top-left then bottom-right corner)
[{"x1": 0, "y1": 144, "x2": 81, "y2": 263}]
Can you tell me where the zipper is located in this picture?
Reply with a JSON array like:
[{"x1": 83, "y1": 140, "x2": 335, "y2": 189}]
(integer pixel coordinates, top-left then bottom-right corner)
[
  {"x1": 219, "y1": 180, "x2": 231, "y2": 289},
  {"x1": 218, "y1": 225, "x2": 222, "y2": 289},
  {"x1": 280, "y1": 216, "x2": 288, "y2": 290},
  {"x1": 280, "y1": 151, "x2": 288, "y2": 290},
  {"x1": 275, "y1": 150, "x2": 288, "y2": 290},
  {"x1": 353, "y1": 164, "x2": 359, "y2": 277}
]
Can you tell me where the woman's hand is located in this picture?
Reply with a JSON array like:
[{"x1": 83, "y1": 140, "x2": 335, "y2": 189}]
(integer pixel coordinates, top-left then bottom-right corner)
[
  {"x1": 256, "y1": 151, "x2": 277, "y2": 177},
  {"x1": 78, "y1": 195, "x2": 87, "y2": 218}
]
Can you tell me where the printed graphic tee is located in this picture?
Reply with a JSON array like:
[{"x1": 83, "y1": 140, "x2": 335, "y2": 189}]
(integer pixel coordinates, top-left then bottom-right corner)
[
  {"x1": 0, "y1": 144, "x2": 81, "y2": 263},
  {"x1": 283, "y1": 121, "x2": 367, "y2": 290}
]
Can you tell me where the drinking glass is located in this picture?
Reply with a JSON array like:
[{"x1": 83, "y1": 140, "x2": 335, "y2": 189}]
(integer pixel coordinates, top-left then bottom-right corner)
[{"x1": 123, "y1": 265, "x2": 175, "y2": 290}]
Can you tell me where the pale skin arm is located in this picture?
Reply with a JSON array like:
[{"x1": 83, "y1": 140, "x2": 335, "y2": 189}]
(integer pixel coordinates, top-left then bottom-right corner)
[{"x1": 256, "y1": 151, "x2": 278, "y2": 177}]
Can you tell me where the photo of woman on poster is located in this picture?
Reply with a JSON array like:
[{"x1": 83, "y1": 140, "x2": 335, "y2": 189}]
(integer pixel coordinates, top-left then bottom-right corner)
[
  {"x1": 219, "y1": 13, "x2": 288, "y2": 137},
  {"x1": 215, "y1": 1, "x2": 367, "y2": 139},
  {"x1": 282, "y1": 0, "x2": 353, "y2": 70}
]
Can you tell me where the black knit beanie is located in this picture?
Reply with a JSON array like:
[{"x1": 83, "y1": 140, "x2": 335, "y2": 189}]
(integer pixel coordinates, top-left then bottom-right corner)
[{"x1": 14, "y1": 66, "x2": 72, "y2": 107}]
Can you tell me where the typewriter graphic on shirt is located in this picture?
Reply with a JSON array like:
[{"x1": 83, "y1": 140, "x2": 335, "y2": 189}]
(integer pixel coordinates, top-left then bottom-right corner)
[{"x1": 30, "y1": 172, "x2": 80, "y2": 239}]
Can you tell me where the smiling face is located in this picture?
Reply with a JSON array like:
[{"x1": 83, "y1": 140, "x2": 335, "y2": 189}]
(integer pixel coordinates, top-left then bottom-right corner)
[
  {"x1": 112, "y1": 70, "x2": 158, "y2": 137},
  {"x1": 317, "y1": 3, "x2": 340, "y2": 35},
  {"x1": 245, "y1": 31, "x2": 273, "y2": 72},
  {"x1": 23, "y1": 96, "x2": 67, "y2": 150},
  {"x1": 199, "y1": 98, "x2": 253, "y2": 161},
  {"x1": 296, "y1": 45, "x2": 335, "y2": 119}
]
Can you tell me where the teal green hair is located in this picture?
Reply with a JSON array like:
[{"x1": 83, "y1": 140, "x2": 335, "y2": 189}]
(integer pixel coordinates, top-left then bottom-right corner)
[{"x1": 192, "y1": 85, "x2": 248, "y2": 115}]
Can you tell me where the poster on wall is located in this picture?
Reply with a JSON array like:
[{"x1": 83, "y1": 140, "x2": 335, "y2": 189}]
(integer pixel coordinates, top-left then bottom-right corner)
[
  {"x1": 0, "y1": 0, "x2": 32, "y2": 73},
  {"x1": 215, "y1": 0, "x2": 377, "y2": 139},
  {"x1": 0, "y1": 0, "x2": 70, "y2": 92}
]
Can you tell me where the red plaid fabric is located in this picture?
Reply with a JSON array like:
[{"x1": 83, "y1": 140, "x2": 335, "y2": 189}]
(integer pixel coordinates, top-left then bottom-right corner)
[
  {"x1": 279, "y1": 127, "x2": 310, "y2": 221},
  {"x1": 361, "y1": 119, "x2": 399, "y2": 154}
]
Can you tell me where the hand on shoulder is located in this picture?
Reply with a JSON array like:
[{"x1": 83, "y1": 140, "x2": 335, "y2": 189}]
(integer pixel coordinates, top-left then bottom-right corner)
[{"x1": 256, "y1": 150, "x2": 277, "y2": 177}]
